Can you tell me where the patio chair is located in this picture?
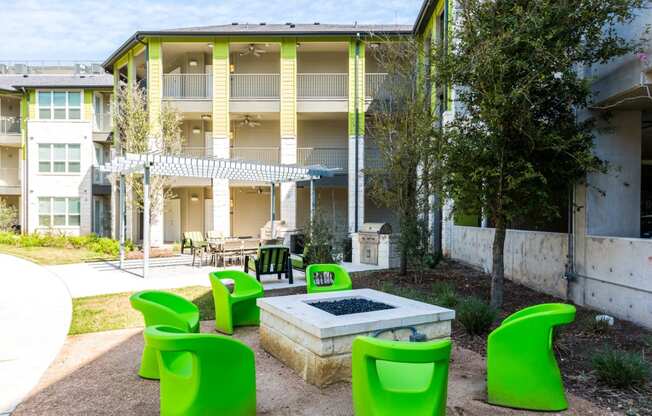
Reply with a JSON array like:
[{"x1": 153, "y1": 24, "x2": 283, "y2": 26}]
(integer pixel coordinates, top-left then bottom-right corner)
[
  {"x1": 352, "y1": 336, "x2": 452, "y2": 416},
  {"x1": 144, "y1": 325, "x2": 256, "y2": 416},
  {"x1": 205, "y1": 230, "x2": 223, "y2": 243},
  {"x1": 487, "y1": 303, "x2": 576, "y2": 411},
  {"x1": 221, "y1": 238, "x2": 243, "y2": 266},
  {"x1": 241, "y1": 239, "x2": 261, "y2": 264},
  {"x1": 209, "y1": 270, "x2": 264, "y2": 334},
  {"x1": 129, "y1": 290, "x2": 200, "y2": 379},
  {"x1": 306, "y1": 263, "x2": 352, "y2": 294},
  {"x1": 244, "y1": 245, "x2": 293, "y2": 284},
  {"x1": 182, "y1": 231, "x2": 208, "y2": 266}
]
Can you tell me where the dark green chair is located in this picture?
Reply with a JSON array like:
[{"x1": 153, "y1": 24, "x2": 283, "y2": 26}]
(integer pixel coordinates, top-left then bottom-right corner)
[
  {"x1": 209, "y1": 270, "x2": 264, "y2": 335},
  {"x1": 129, "y1": 290, "x2": 200, "y2": 379},
  {"x1": 244, "y1": 245, "x2": 293, "y2": 284},
  {"x1": 352, "y1": 336, "x2": 452, "y2": 416},
  {"x1": 145, "y1": 325, "x2": 256, "y2": 416},
  {"x1": 487, "y1": 303, "x2": 576, "y2": 411}
]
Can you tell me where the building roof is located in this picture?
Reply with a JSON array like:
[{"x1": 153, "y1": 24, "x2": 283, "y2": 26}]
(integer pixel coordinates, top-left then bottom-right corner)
[
  {"x1": 102, "y1": 22, "x2": 413, "y2": 70},
  {"x1": 414, "y1": 0, "x2": 444, "y2": 35},
  {"x1": 0, "y1": 74, "x2": 113, "y2": 92}
]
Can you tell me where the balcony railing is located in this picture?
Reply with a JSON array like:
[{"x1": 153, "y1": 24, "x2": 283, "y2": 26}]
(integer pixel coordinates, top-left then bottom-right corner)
[
  {"x1": 230, "y1": 147, "x2": 280, "y2": 164},
  {"x1": 163, "y1": 74, "x2": 213, "y2": 99},
  {"x1": 298, "y1": 73, "x2": 348, "y2": 99},
  {"x1": 297, "y1": 147, "x2": 348, "y2": 170},
  {"x1": 0, "y1": 168, "x2": 20, "y2": 186},
  {"x1": 92, "y1": 166, "x2": 110, "y2": 186},
  {"x1": 365, "y1": 73, "x2": 389, "y2": 99},
  {"x1": 179, "y1": 147, "x2": 210, "y2": 158},
  {"x1": 93, "y1": 112, "x2": 112, "y2": 132},
  {"x1": 0, "y1": 116, "x2": 20, "y2": 135},
  {"x1": 230, "y1": 74, "x2": 280, "y2": 99}
]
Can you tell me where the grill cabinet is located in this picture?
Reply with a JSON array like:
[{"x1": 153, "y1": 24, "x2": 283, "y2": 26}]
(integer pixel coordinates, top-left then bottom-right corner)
[{"x1": 358, "y1": 223, "x2": 392, "y2": 265}]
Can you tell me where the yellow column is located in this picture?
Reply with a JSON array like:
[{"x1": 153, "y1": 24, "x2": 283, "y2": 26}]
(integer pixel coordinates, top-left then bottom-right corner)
[
  {"x1": 147, "y1": 38, "x2": 162, "y2": 134},
  {"x1": 280, "y1": 39, "x2": 297, "y2": 232}
]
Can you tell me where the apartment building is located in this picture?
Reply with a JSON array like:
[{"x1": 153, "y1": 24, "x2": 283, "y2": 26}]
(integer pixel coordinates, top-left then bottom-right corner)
[
  {"x1": 102, "y1": 23, "x2": 410, "y2": 246},
  {"x1": 0, "y1": 67, "x2": 114, "y2": 236}
]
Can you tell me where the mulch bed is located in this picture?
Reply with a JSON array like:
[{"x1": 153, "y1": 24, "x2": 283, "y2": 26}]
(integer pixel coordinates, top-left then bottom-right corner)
[{"x1": 352, "y1": 259, "x2": 652, "y2": 416}]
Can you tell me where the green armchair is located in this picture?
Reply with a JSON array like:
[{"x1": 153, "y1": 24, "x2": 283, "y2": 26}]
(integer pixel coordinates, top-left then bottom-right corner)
[
  {"x1": 144, "y1": 325, "x2": 256, "y2": 416},
  {"x1": 244, "y1": 245, "x2": 293, "y2": 284},
  {"x1": 209, "y1": 270, "x2": 264, "y2": 335},
  {"x1": 129, "y1": 290, "x2": 200, "y2": 379},
  {"x1": 487, "y1": 303, "x2": 576, "y2": 411},
  {"x1": 352, "y1": 336, "x2": 452, "y2": 416},
  {"x1": 306, "y1": 263, "x2": 352, "y2": 294}
]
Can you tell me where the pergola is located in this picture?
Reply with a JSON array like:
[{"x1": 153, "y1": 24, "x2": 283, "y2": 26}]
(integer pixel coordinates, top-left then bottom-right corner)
[{"x1": 100, "y1": 152, "x2": 335, "y2": 277}]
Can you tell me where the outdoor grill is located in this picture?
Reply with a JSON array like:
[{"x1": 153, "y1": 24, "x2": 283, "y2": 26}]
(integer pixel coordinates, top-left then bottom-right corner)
[{"x1": 358, "y1": 222, "x2": 392, "y2": 265}]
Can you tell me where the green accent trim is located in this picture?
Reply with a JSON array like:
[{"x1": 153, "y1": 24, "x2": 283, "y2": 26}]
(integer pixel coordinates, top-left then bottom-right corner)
[
  {"x1": 348, "y1": 40, "x2": 365, "y2": 137},
  {"x1": 281, "y1": 38, "x2": 297, "y2": 60},
  {"x1": 83, "y1": 90, "x2": 93, "y2": 121},
  {"x1": 127, "y1": 51, "x2": 136, "y2": 84}
]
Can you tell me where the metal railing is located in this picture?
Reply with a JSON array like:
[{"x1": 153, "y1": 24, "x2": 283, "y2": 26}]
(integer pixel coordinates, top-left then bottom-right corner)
[
  {"x1": 230, "y1": 147, "x2": 280, "y2": 164},
  {"x1": 179, "y1": 147, "x2": 210, "y2": 158},
  {"x1": 163, "y1": 74, "x2": 213, "y2": 99},
  {"x1": 92, "y1": 166, "x2": 110, "y2": 186},
  {"x1": 297, "y1": 147, "x2": 348, "y2": 170},
  {"x1": 0, "y1": 116, "x2": 20, "y2": 135},
  {"x1": 365, "y1": 73, "x2": 389, "y2": 99},
  {"x1": 230, "y1": 74, "x2": 280, "y2": 99},
  {"x1": 0, "y1": 61, "x2": 104, "y2": 75},
  {"x1": 93, "y1": 112, "x2": 112, "y2": 132},
  {"x1": 298, "y1": 73, "x2": 348, "y2": 99},
  {"x1": 0, "y1": 168, "x2": 20, "y2": 186}
]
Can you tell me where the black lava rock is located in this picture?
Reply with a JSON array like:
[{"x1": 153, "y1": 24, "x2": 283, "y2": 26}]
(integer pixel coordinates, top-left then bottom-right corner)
[{"x1": 309, "y1": 298, "x2": 394, "y2": 316}]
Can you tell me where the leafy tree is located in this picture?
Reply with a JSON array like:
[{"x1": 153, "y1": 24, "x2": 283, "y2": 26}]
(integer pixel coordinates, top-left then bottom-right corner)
[
  {"x1": 0, "y1": 198, "x2": 18, "y2": 232},
  {"x1": 365, "y1": 37, "x2": 440, "y2": 281},
  {"x1": 433, "y1": 0, "x2": 647, "y2": 307},
  {"x1": 112, "y1": 83, "x2": 183, "y2": 225}
]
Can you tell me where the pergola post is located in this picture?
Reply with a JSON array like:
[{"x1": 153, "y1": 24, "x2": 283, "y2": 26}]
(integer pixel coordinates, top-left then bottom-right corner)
[
  {"x1": 119, "y1": 174, "x2": 126, "y2": 269},
  {"x1": 310, "y1": 178, "x2": 316, "y2": 225},
  {"x1": 270, "y1": 182, "x2": 276, "y2": 239},
  {"x1": 142, "y1": 164, "x2": 151, "y2": 278}
]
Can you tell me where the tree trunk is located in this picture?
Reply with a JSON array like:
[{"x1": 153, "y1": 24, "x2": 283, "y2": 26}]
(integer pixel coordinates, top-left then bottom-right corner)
[
  {"x1": 399, "y1": 248, "x2": 408, "y2": 275},
  {"x1": 490, "y1": 214, "x2": 507, "y2": 308}
]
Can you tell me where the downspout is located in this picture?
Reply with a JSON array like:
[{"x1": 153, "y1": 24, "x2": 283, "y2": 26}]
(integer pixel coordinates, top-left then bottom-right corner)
[{"x1": 354, "y1": 34, "x2": 361, "y2": 232}]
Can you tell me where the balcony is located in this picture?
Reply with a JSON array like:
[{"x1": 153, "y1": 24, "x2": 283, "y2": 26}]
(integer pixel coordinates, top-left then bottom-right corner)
[
  {"x1": 230, "y1": 147, "x2": 280, "y2": 164},
  {"x1": 298, "y1": 74, "x2": 348, "y2": 99},
  {"x1": 230, "y1": 74, "x2": 280, "y2": 100},
  {"x1": 179, "y1": 147, "x2": 210, "y2": 158},
  {"x1": 0, "y1": 116, "x2": 21, "y2": 146},
  {"x1": 163, "y1": 74, "x2": 213, "y2": 99},
  {"x1": 93, "y1": 112, "x2": 112, "y2": 132},
  {"x1": 297, "y1": 147, "x2": 347, "y2": 170},
  {"x1": 365, "y1": 73, "x2": 389, "y2": 99},
  {"x1": 0, "y1": 167, "x2": 20, "y2": 195}
]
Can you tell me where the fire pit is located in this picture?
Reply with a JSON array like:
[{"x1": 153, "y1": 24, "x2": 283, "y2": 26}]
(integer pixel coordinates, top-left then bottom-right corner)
[{"x1": 257, "y1": 289, "x2": 455, "y2": 387}]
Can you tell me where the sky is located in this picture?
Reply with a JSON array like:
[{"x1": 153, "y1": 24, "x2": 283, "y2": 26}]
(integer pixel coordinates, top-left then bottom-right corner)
[{"x1": 0, "y1": 0, "x2": 423, "y2": 62}]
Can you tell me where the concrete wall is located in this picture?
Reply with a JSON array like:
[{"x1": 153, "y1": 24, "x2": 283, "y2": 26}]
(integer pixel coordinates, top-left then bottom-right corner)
[
  {"x1": 447, "y1": 226, "x2": 569, "y2": 299},
  {"x1": 587, "y1": 111, "x2": 641, "y2": 238}
]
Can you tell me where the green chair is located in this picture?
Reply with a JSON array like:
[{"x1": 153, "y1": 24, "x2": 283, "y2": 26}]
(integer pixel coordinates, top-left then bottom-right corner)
[
  {"x1": 487, "y1": 303, "x2": 576, "y2": 411},
  {"x1": 209, "y1": 270, "x2": 264, "y2": 335},
  {"x1": 144, "y1": 325, "x2": 256, "y2": 416},
  {"x1": 129, "y1": 290, "x2": 200, "y2": 379},
  {"x1": 306, "y1": 263, "x2": 352, "y2": 294},
  {"x1": 244, "y1": 245, "x2": 293, "y2": 284},
  {"x1": 352, "y1": 336, "x2": 452, "y2": 416}
]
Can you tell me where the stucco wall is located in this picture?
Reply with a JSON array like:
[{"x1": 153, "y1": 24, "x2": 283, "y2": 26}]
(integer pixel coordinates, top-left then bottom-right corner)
[
  {"x1": 298, "y1": 51, "x2": 348, "y2": 73},
  {"x1": 297, "y1": 119, "x2": 347, "y2": 148}
]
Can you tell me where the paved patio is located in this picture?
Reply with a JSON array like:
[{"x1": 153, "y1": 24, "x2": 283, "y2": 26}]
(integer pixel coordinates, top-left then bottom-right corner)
[{"x1": 47, "y1": 256, "x2": 384, "y2": 298}]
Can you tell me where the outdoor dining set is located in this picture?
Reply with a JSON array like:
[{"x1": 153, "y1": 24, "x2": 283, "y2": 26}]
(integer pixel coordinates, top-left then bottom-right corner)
[{"x1": 181, "y1": 231, "x2": 284, "y2": 268}]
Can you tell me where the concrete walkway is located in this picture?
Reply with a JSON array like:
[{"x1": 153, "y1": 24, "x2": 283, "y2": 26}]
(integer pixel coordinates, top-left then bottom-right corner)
[
  {"x1": 0, "y1": 254, "x2": 72, "y2": 415},
  {"x1": 47, "y1": 258, "x2": 384, "y2": 298}
]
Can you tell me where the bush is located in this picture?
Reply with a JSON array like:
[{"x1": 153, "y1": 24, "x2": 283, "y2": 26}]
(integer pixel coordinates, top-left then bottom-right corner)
[
  {"x1": 0, "y1": 230, "x2": 128, "y2": 257},
  {"x1": 431, "y1": 281, "x2": 458, "y2": 308},
  {"x1": 591, "y1": 348, "x2": 650, "y2": 388},
  {"x1": 456, "y1": 297, "x2": 497, "y2": 336},
  {"x1": 0, "y1": 198, "x2": 18, "y2": 232}
]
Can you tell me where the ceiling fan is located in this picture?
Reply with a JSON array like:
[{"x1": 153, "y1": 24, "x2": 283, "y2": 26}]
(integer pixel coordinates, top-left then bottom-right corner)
[
  {"x1": 236, "y1": 114, "x2": 262, "y2": 128},
  {"x1": 240, "y1": 43, "x2": 267, "y2": 57}
]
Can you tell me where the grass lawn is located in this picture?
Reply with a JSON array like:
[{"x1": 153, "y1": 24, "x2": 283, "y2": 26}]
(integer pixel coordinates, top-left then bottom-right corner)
[
  {"x1": 70, "y1": 286, "x2": 214, "y2": 335},
  {"x1": 0, "y1": 244, "x2": 116, "y2": 265}
]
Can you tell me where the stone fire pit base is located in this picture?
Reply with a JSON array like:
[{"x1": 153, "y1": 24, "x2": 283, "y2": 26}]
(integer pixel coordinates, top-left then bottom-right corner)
[{"x1": 258, "y1": 289, "x2": 455, "y2": 387}]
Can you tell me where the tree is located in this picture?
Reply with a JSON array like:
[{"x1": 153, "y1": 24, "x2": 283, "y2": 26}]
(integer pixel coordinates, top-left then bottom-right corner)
[
  {"x1": 112, "y1": 83, "x2": 183, "y2": 227},
  {"x1": 365, "y1": 37, "x2": 440, "y2": 281},
  {"x1": 0, "y1": 198, "x2": 18, "y2": 232},
  {"x1": 433, "y1": 0, "x2": 646, "y2": 307}
]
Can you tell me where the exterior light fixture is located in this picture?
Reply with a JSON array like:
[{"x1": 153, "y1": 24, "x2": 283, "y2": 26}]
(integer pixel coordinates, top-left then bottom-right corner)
[
  {"x1": 189, "y1": 59, "x2": 198, "y2": 67},
  {"x1": 192, "y1": 127, "x2": 201, "y2": 134},
  {"x1": 229, "y1": 64, "x2": 235, "y2": 73},
  {"x1": 190, "y1": 193, "x2": 199, "y2": 202},
  {"x1": 207, "y1": 43, "x2": 213, "y2": 48}
]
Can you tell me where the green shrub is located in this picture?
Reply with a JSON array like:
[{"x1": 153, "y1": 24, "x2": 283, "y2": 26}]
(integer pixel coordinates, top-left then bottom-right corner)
[
  {"x1": 0, "y1": 231, "x2": 18, "y2": 245},
  {"x1": 87, "y1": 238, "x2": 120, "y2": 256},
  {"x1": 19, "y1": 234, "x2": 45, "y2": 247},
  {"x1": 431, "y1": 281, "x2": 458, "y2": 308},
  {"x1": 591, "y1": 348, "x2": 650, "y2": 388},
  {"x1": 456, "y1": 297, "x2": 497, "y2": 336},
  {"x1": 0, "y1": 230, "x2": 128, "y2": 257}
]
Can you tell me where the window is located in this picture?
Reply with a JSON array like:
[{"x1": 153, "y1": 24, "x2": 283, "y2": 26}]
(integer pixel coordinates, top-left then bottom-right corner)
[
  {"x1": 38, "y1": 91, "x2": 81, "y2": 120},
  {"x1": 39, "y1": 197, "x2": 81, "y2": 227},
  {"x1": 38, "y1": 144, "x2": 81, "y2": 173}
]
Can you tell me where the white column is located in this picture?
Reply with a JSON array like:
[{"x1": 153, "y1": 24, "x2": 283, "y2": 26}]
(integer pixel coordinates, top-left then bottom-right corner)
[
  {"x1": 280, "y1": 136, "x2": 297, "y2": 229},
  {"x1": 150, "y1": 188, "x2": 164, "y2": 247},
  {"x1": 212, "y1": 136, "x2": 230, "y2": 236},
  {"x1": 348, "y1": 136, "x2": 364, "y2": 233},
  {"x1": 441, "y1": 199, "x2": 454, "y2": 257}
]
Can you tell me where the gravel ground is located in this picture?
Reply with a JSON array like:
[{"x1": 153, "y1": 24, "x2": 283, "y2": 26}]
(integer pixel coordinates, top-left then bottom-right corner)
[{"x1": 15, "y1": 321, "x2": 611, "y2": 416}]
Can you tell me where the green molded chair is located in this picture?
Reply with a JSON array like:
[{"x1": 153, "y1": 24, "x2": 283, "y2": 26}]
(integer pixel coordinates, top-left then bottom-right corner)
[
  {"x1": 352, "y1": 336, "x2": 452, "y2": 416},
  {"x1": 209, "y1": 270, "x2": 264, "y2": 335},
  {"x1": 129, "y1": 290, "x2": 200, "y2": 379},
  {"x1": 144, "y1": 325, "x2": 256, "y2": 416},
  {"x1": 306, "y1": 263, "x2": 352, "y2": 294},
  {"x1": 244, "y1": 245, "x2": 293, "y2": 284},
  {"x1": 487, "y1": 303, "x2": 576, "y2": 411}
]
